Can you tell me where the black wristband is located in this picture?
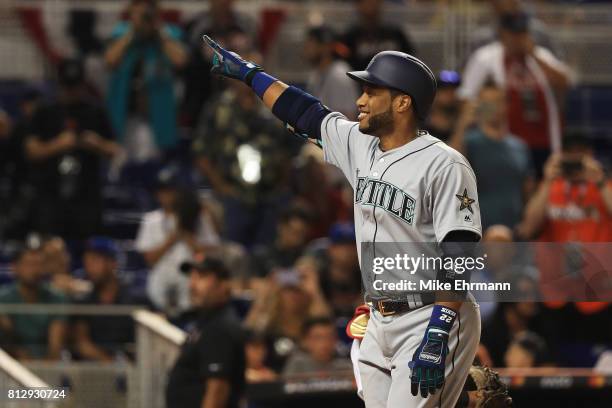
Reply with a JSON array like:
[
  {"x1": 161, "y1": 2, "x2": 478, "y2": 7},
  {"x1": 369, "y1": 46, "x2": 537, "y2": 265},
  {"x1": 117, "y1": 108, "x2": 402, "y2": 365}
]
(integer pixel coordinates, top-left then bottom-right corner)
[{"x1": 244, "y1": 67, "x2": 263, "y2": 87}]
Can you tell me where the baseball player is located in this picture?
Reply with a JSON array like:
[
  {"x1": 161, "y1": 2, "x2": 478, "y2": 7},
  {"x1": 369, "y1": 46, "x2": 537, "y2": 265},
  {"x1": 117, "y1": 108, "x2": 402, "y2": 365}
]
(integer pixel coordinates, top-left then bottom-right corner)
[{"x1": 203, "y1": 35, "x2": 482, "y2": 407}]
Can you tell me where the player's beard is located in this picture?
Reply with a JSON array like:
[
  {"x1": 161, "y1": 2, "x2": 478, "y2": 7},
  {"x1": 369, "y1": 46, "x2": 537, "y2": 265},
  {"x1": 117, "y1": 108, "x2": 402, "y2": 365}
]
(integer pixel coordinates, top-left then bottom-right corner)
[{"x1": 360, "y1": 106, "x2": 394, "y2": 137}]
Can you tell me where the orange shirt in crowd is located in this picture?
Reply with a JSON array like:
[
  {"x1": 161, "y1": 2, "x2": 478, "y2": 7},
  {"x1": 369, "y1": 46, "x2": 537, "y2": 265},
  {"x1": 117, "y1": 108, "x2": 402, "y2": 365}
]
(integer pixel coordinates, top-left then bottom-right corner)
[
  {"x1": 538, "y1": 178, "x2": 612, "y2": 310},
  {"x1": 539, "y1": 179, "x2": 612, "y2": 242}
]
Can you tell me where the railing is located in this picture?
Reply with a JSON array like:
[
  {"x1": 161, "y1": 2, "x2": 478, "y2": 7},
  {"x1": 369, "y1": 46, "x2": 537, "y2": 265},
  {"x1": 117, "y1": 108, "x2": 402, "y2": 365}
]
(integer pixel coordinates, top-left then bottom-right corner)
[
  {"x1": 23, "y1": 361, "x2": 135, "y2": 408},
  {"x1": 0, "y1": 348, "x2": 57, "y2": 408},
  {"x1": 133, "y1": 309, "x2": 185, "y2": 408},
  {"x1": 0, "y1": 304, "x2": 150, "y2": 407}
]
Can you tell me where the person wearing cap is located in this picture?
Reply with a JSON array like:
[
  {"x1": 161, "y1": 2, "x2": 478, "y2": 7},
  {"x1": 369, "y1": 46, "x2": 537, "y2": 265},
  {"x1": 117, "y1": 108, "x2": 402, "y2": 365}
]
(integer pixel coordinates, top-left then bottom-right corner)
[
  {"x1": 165, "y1": 257, "x2": 245, "y2": 408},
  {"x1": 470, "y1": 0, "x2": 559, "y2": 56},
  {"x1": 458, "y1": 10, "x2": 573, "y2": 173},
  {"x1": 24, "y1": 58, "x2": 121, "y2": 239},
  {"x1": 0, "y1": 244, "x2": 67, "y2": 360},
  {"x1": 304, "y1": 25, "x2": 360, "y2": 119},
  {"x1": 202, "y1": 22, "x2": 484, "y2": 404},
  {"x1": 308, "y1": 222, "x2": 362, "y2": 319},
  {"x1": 73, "y1": 237, "x2": 145, "y2": 361},
  {"x1": 135, "y1": 168, "x2": 220, "y2": 316}
]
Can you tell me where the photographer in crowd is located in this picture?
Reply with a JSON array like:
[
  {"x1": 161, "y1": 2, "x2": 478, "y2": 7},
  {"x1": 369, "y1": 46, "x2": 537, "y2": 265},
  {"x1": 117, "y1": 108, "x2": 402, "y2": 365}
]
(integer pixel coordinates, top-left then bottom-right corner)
[
  {"x1": 519, "y1": 132, "x2": 612, "y2": 241},
  {"x1": 104, "y1": 0, "x2": 187, "y2": 162}
]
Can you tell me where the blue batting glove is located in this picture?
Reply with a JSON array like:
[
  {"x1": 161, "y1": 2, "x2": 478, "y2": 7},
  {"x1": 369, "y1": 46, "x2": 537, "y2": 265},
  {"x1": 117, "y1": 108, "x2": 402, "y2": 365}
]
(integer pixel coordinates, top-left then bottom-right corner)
[
  {"x1": 409, "y1": 305, "x2": 457, "y2": 398},
  {"x1": 202, "y1": 35, "x2": 262, "y2": 85}
]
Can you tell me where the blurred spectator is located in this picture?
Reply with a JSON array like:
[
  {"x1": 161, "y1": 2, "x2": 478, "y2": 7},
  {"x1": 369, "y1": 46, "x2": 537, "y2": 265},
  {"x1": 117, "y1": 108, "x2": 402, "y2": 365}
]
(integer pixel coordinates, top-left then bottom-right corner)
[
  {"x1": 193, "y1": 76, "x2": 301, "y2": 248},
  {"x1": 245, "y1": 331, "x2": 278, "y2": 383},
  {"x1": 245, "y1": 266, "x2": 331, "y2": 372},
  {"x1": 135, "y1": 168, "x2": 220, "y2": 315},
  {"x1": 480, "y1": 225, "x2": 537, "y2": 283},
  {"x1": 166, "y1": 258, "x2": 245, "y2": 408},
  {"x1": 519, "y1": 132, "x2": 612, "y2": 241},
  {"x1": 73, "y1": 237, "x2": 143, "y2": 361},
  {"x1": 292, "y1": 143, "x2": 352, "y2": 238},
  {"x1": 251, "y1": 206, "x2": 313, "y2": 278},
  {"x1": 25, "y1": 59, "x2": 121, "y2": 239},
  {"x1": 451, "y1": 83, "x2": 534, "y2": 229},
  {"x1": 458, "y1": 11, "x2": 573, "y2": 172},
  {"x1": 504, "y1": 331, "x2": 550, "y2": 367},
  {"x1": 0, "y1": 109, "x2": 15, "y2": 184},
  {"x1": 476, "y1": 225, "x2": 539, "y2": 327},
  {"x1": 104, "y1": 0, "x2": 187, "y2": 162},
  {"x1": 310, "y1": 223, "x2": 362, "y2": 319},
  {"x1": 304, "y1": 26, "x2": 359, "y2": 119},
  {"x1": 425, "y1": 70, "x2": 462, "y2": 142},
  {"x1": 471, "y1": 0, "x2": 560, "y2": 56},
  {"x1": 182, "y1": 0, "x2": 255, "y2": 126},
  {"x1": 0, "y1": 244, "x2": 67, "y2": 360},
  {"x1": 518, "y1": 132, "x2": 611, "y2": 360},
  {"x1": 283, "y1": 316, "x2": 352, "y2": 376},
  {"x1": 480, "y1": 301, "x2": 540, "y2": 367},
  {"x1": 343, "y1": 0, "x2": 416, "y2": 70},
  {"x1": 0, "y1": 90, "x2": 42, "y2": 239},
  {"x1": 42, "y1": 236, "x2": 91, "y2": 298},
  {"x1": 0, "y1": 109, "x2": 21, "y2": 236},
  {"x1": 66, "y1": 9, "x2": 107, "y2": 97}
]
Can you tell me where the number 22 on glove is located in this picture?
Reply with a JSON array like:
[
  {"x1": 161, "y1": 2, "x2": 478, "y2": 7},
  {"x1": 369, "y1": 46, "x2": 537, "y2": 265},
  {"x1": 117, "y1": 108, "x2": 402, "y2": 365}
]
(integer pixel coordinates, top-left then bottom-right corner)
[{"x1": 408, "y1": 305, "x2": 456, "y2": 398}]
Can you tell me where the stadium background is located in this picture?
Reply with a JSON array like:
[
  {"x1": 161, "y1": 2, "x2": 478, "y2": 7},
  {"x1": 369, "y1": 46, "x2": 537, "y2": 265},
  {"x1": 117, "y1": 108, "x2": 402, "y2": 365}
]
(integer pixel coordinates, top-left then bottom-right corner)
[{"x1": 0, "y1": 0, "x2": 611, "y2": 407}]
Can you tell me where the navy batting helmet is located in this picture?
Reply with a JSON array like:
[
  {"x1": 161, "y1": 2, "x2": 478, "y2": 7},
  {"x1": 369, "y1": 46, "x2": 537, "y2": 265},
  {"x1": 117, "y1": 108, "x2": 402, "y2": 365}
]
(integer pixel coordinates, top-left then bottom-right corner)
[{"x1": 347, "y1": 51, "x2": 437, "y2": 120}]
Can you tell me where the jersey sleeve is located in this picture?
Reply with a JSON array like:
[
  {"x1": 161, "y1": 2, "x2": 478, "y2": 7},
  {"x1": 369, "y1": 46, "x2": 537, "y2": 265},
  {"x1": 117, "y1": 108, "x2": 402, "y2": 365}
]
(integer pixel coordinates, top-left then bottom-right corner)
[
  {"x1": 429, "y1": 161, "x2": 482, "y2": 241},
  {"x1": 320, "y1": 112, "x2": 365, "y2": 188}
]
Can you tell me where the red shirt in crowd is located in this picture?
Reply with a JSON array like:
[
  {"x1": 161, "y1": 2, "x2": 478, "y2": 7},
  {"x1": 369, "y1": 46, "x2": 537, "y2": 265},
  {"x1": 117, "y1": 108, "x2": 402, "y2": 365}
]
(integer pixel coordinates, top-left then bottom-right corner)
[{"x1": 505, "y1": 54, "x2": 551, "y2": 150}]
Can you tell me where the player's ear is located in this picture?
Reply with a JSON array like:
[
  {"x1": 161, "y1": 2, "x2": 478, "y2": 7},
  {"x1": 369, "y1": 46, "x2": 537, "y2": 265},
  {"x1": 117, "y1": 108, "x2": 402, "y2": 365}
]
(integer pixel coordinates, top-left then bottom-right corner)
[{"x1": 394, "y1": 94, "x2": 412, "y2": 113}]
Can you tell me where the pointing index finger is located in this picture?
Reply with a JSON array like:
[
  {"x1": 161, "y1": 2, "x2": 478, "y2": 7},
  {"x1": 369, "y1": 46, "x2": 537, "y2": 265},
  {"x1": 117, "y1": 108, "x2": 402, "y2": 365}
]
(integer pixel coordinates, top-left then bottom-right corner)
[{"x1": 202, "y1": 35, "x2": 224, "y2": 59}]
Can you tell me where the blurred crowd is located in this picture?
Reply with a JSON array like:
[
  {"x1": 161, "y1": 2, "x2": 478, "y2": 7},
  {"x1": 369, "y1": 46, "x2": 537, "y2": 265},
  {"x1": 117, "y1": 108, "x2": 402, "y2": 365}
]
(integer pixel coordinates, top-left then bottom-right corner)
[{"x1": 0, "y1": 0, "x2": 611, "y2": 392}]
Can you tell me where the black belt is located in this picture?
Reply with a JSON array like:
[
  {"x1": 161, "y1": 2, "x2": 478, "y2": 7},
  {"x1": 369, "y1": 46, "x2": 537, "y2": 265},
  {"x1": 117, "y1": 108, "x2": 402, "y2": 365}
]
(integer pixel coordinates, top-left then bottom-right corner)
[{"x1": 367, "y1": 294, "x2": 435, "y2": 316}]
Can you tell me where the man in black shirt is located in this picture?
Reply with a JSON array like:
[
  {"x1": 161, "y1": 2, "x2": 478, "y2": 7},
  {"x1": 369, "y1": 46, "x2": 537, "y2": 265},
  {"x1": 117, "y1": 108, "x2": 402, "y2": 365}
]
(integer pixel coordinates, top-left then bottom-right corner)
[
  {"x1": 73, "y1": 237, "x2": 145, "y2": 361},
  {"x1": 166, "y1": 257, "x2": 245, "y2": 408},
  {"x1": 343, "y1": 0, "x2": 416, "y2": 70},
  {"x1": 25, "y1": 59, "x2": 120, "y2": 239}
]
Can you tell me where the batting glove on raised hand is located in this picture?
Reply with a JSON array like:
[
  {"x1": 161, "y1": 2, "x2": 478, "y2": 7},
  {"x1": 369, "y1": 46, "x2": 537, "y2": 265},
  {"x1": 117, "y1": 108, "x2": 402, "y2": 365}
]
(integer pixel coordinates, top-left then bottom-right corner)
[
  {"x1": 409, "y1": 305, "x2": 457, "y2": 398},
  {"x1": 202, "y1": 35, "x2": 262, "y2": 85}
]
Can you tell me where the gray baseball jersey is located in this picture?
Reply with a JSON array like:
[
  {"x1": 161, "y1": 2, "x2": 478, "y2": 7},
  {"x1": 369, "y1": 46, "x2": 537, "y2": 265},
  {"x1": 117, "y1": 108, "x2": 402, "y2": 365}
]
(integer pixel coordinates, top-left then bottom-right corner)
[
  {"x1": 320, "y1": 112, "x2": 483, "y2": 407},
  {"x1": 321, "y1": 112, "x2": 482, "y2": 297}
]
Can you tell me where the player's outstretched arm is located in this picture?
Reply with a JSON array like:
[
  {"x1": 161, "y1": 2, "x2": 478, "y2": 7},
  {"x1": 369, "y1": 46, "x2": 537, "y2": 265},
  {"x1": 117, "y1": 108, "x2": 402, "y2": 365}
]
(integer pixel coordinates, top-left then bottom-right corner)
[{"x1": 203, "y1": 35, "x2": 331, "y2": 142}]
